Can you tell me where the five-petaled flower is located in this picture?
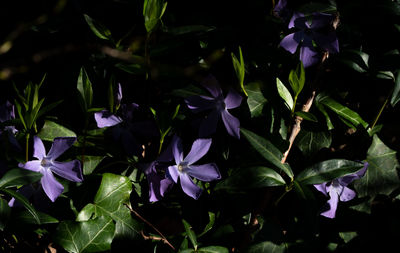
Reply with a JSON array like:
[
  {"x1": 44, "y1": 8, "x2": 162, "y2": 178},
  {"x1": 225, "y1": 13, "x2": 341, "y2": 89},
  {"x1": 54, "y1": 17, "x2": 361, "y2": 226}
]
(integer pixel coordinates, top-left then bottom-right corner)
[
  {"x1": 18, "y1": 136, "x2": 83, "y2": 202},
  {"x1": 185, "y1": 75, "x2": 242, "y2": 139},
  {"x1": 280, "y1": 12, "x2": 339, "y2": 68},
  {"x1": 167, "y1": 136, "x2": 221, "y2": 199},
  {"x1": 314, "y1": 162, "x2": 368, "y2": 218}
]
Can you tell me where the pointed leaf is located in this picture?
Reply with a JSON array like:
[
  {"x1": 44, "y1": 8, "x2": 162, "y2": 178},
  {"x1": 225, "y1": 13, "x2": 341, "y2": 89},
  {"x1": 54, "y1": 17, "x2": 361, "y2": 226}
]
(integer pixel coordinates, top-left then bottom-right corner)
[
  {"x1": 296, "y1": 159, "x2": 364, "y2": 185},
  {"x1": 82, "y1": 156, "x2": 106, "y2": 175},
  {"x1": 77, "y1": 67, "x2": 93, "y2": 112},
  {"x1": 55, "y1": 216, "x2": 115, "y2": 253},
  {"x1": 288, "y1": 62, "x2": 305, "y2": 98},
  {"x1": 37, "y1": 120, "x2": 76, "y2": 142},
  {"x1": 182, "y1": 219, "x2": 198, "y2": 250},
  {"x1": 276, "y1": 78, "x2": 293, "y2": 111},
  {"x1": 245, "y1": 241, "x2": 286, "y2": 253},
  {"x1": 198, "y1": 212, "x2": 215, "y2": 237},
  {"x1": 198, "y1": 246, "x2": 229, "y2": 253},
  {"x1": 390, "y1": 70, "x2": 400, "y2": 107},
  {"x1": 241, "y1": 128, "x2": 293, "y2": 179},
  {"x1": 0, "y1": 198, "x2": 11, "y2": 230},
  {"x1": 15, "y1": 210, "x2": 59, "y2": 224},
  {"x1": 83, "y1": 14, "x2": 112, "y2": 41},
  {"x1": 246, "y1": 82, "x2": 268, "y2": 118},
  {"x1": 354, "y1": 135, "x2": 400, "y2": 197},
  {"x1": 0, "y1": 188, "x2": 40, "y2": 224},
  {"x1": 294, "y1": 111, "x2": 317, "y2": 122},
  {"x1": 295, "y1": 130, "x2": 331, "y2": 156},
  {"x1": 0, "y1": 168, "x2": 42, "y2": 188}
]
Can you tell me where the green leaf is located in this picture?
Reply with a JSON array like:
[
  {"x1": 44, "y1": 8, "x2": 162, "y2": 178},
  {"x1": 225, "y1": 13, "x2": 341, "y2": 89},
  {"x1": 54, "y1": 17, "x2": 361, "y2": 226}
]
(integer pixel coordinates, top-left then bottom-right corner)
[
  {"x1": 315, "y1": 101, "x2": 334, "y2": 130},
  {"x1": 198, "y1": 212, "x2": 215, "y2": 237},
  {"x1": 83, "y1": 14, "x2": 112, "y2": 41},
  {"x1": 0, "y1": 168, "x2": 42, "y2": 188},
  {"x1": 246, "y1": 82, "x2": 268, "y2": 118},
  {"x1": 171, "y1": 84, "x2": 209, "y2": 98},
  {"x1": 15, "y1": 210, "x2": 59, "y2": 224},
  {"x1": 339, "y1": 50, "x2": 369, "y2": 73},
  {"x1": 215, "y1": 167, "x2": 286, "y2": 192},
  {"x1": 296, "y1": 159, "x2": 364, "y2": 185},
  {"x1": 376, "y1": 71, "x2": 395, "y2": 80},
  {"x1": 245, "y1": 241, "x2": 286, "y2": 253},
  {"x1": 0, "y1": 198, "x2": 11, "y2": 231},
  {"x1": 77, "y1": 67, "x2": 93, "y2": 113},
  {"x1": 0, "y1": 188, "x2": 40, "y2": 224},
  {"x1": 76, "y1": 204, "x2": 95, "y2": 222},
  {"x1": 294, "y1": 111, "x2": 318, "y2": 122},
  {"x1": 37, "y1": 120, "x2": 76, "y2": 141},
  {"x1": 182, "y1": 219, "x2": 198, "y2": 250},
  {"x1": 317, "y1": 93, "x2": 368, "y2": 129},
  {"x1": 92, "y1": 173, "x2": 141, "y2": 239},
  {"x1": 354, "y1": 135, "x2": 400, "y2": 198},
  {"x1": 295, "y1": 130, "x2": 331, "y2": 156},
  {"x1": 82, "y1": 156, "x2": 106, "y2": 175},
  {"x1": 288, "y1": 62, "x2": 305, "y2": 99},
  {"x1": 55, "y1": 216, "x2": 115, "y2": 253},
  {"x1": 143, "y1": 0, "x2": 167, "y2": 33},
  {"x1": 276, "y1": 78, "x2": 293, "y2": 111},
  {"x1": 241, "y1": 128, "x2": 293, "y2": 179},
  {"x1": 390, "y1": 70, "x2": 400, "y2": 106},
  {"x1": 165, "y1": 25, "x2": 215, "y2": 35},
  {"x1": 198, "y1": 246, "x2": 229, "y2": 253},
  {"x1": 231, "y1": 46, "x2": 247, "y2": 96}
]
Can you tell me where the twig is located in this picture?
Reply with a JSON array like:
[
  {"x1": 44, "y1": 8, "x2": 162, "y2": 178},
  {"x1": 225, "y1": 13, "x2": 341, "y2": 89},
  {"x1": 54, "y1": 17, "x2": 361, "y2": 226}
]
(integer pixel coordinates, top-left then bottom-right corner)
[{"x1": 125, "y1": 204, "x2": 175, "y2": 251}]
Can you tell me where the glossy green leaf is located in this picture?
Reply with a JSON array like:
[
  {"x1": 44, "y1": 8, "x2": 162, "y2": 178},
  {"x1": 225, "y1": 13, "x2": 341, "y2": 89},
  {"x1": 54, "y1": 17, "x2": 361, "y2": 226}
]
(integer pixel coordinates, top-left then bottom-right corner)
[
  {"x1": 390, "y1": 70, "x2": 400, "y2": 106},
  {"x1": 0, "y1": 198, "x2": 11, "y2": 231},
  {"x1": 276, "y1": 78, "x2": 293, "y2": 111},
  {"x1": 15, "y1": 210, "x2": 59, "y2": 224},
  {"x1": 231, "y1": 46, "x2": 247, "y2": 96},
  {"x1": 294, "y1": 111, "x2": 318, "y2": 122},
  {"x1": 354, "y1": 135, "x2": 400, "y2": 197},
  {"x1": 215, "y1": 167, "x2": 286, "y2": 192},
  {"x1": 143, "y1": 0, "x2": 168, "y2": 33},
  {"x1": 183, "y1": 219, "x2": 198, "y2": 250},
  {"x1": 295, "y1": 130, "x2": 331, "y2": 156},
  {"x1": 241, "y1": 128, "x2": 293, "y2": 179},
  {"x1": 37, "y1": 120, "x2": 76, "y2": 142},
  {"x1": 0, "y1": 168, "x2": 42, "y2": 188},
  {"x1": 246, "y1": 82, "x2": 268, "y2": 118},
  {"x1": 376, "y1": 71, "x2": 395, "y2": 80},
  {"x1": 317, "y1": 93, "x2": 368, "y2": 129},
  {"x1": 82, "y1": 156, "x2": 105, "y2": 175},
  {"x1": 288, "y1": 61, "x2": 305, "y2": 98},
  {"x1": 245, "y1": 241, "x2": 286, "y2": 253},
  {"x1": 171, "y1": 84, "x2": 208, "y2": 98},
  {"x1": 77, "y1": 67, "x2": 93, "y2": 113},
  {"x1": 0, "y1": 188, "x2": 40, "y2": 224},
  {"x1": 198, "y1": 212, "x2": 215, "y2": 237},
  {"x1": 198, "y1": 246, "x2": 229, "y2": 253},
  {"x1": 76, "y1": 204, "x2": 95, "y2": 222},
  {"x1": 83, "y1": 14, "x2": 112, "y2": 41},
  {"x1": 296, "y1": 159, "x2": 364, "y2": 185},
  {"x1": 315, "y1": 101, "x2": 334, "y2": 130},
  {"x1": 339, "y1": 50, "x2": 369, "y2": 73},
  {"x1": 55, "y1": 216, "x2": 115, "y2": 253}
]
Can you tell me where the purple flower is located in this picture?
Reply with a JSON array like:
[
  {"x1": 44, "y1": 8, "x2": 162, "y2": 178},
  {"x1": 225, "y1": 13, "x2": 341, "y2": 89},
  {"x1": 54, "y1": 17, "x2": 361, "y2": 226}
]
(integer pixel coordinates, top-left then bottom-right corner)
[
  {"x1": 314, "y1": 162, "x2": 368, "y2": 218},
  {"x1": 143, "y1": 161, "x2": 174, "y2": 202},
  {"x1": 18, "y1": 136, "x2": 83, "y2": 202},
  {"x1": 273, "y1": 0, "x2": 291, "y2": 21},
  {"x1": 0, "y1": 101, "x2": 21, "y2": 151},
  {"x1": 280, "y1": 12, "x2": 339, "y2": 68},
  {"x1": 167, "y1": 136, "x2": 221, "y2": 199},
  {"x1": 94, "y1": 84, "x2": 157, "y2": 156},
  {"x1": 185, "y1": 75, "x2": 242, "y2": 139}
]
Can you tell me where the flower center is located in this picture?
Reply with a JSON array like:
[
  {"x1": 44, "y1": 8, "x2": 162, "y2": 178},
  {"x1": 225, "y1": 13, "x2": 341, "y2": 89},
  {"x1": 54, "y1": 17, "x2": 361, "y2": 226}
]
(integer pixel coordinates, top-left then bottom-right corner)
[
  {"x1": 215, "y1": 97, "x2": 226, "y2": 111},
  {"x1": 178, "y1": 162, "x2": 188, "y2": 172},
  {"x1": 41, "y1": 157, "x2": 52, "y2": 167}
]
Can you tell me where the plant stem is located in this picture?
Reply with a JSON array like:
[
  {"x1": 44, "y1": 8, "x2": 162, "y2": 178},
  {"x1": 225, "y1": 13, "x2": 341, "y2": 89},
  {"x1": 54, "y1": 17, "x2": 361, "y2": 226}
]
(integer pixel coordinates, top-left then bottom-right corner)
[
  {"x1": 25, "y1": 133, "x2": 30, "y2": 162},
  {"x1": 370, "y1": 92, "x2": 390, "y2": 130}
]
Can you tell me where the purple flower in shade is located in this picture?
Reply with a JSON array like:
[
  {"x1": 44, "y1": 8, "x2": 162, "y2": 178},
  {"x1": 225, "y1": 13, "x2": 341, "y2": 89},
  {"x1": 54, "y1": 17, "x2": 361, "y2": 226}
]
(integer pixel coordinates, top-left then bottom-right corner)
[
  {"x1": 94, "y1": 84, "x2": 158, "y2": 156},
  {"x1": 167, "y1": 136, "x2": 221, "y2": 199},
  {"x1": 143, "y1": 161, "x2": 174, "y2": 202},
  {"x1": 273, "y1": 0, "x2": 291, "y2": 21},
  {"x1": 280, "y1": 12, "x2": 339, "y2": 68},
  {"x1": 0, "y1": 101, "x2": 21, "y2": 151},
  {"x1": 185, "y1": 75, "x2": 242, "y2": 139},
  {"x1": 18, "y1": 136, "x2": 83, "y2": 202},
  {"x1": 314, "y1": 162, "x2": 368, "y2": 218}
]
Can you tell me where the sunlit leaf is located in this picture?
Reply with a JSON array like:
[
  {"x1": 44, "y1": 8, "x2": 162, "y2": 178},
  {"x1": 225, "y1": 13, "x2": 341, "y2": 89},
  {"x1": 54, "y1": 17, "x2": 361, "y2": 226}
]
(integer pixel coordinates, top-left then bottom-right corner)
[
  {"x1": 276, "y1": 78, "x2": 293, "y2": 111},
  {"x1": 295, "y1": 130, "x2": 331, "y2": 156},
  {"x1": 183, "y1": 219, "x2": 198, "y2": 250},
  {"x1": 82, "y1": 156, "x2": 106, "y2": 175},
  {"x1": 246, "y1": 82, "x2": 268, "y2": 117},
  {"x1": 390, "y1": 70, "x2": 400, "y2": 107},
  {"x1": 0, "y1": 168, "x2": 42, "y2": 188},
  {"x1": 83, "y1": 14, "x2": 112, "y2": 41},
  {"x1": 37, "y1": 120, "x2": 76, "y2": 142}
]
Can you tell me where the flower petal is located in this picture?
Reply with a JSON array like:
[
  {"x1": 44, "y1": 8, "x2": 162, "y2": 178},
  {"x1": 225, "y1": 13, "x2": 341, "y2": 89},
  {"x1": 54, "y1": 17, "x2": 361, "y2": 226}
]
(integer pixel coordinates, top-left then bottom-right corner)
[
  {"x1": 180, "y1": 173, "x2": 202, "y2": 200},
  {"x1": 314, "y1": 182, "x2": 328, "y2": 196},
  {"x1": 160, "y1": 178, "x2": 174, "y2": 197},
  {"x1": 224, "y1": 89, "x2": 242, "y2": 109},
  {"x1": 167, "y1": 165, "x2": 180, "y2": 183},
  {"x1": 310, "y1": 13, "x2": 334, "y2": 30},
  {"x1": 280, "y1": 33, "x2": 300, "y2": 54},
  {"x1": 201, "y1": 74, "x2": 223, "y2": 98},
  {"x1": 299, "y1": 41, "x2": 319, "y2": 68},
  {"x1": 339, "y1": 186, "x2": 356, "y2": 202},
  {"x1": 172, "y1": 136, "x2": 183, "y2": 164},
  {"x1": 313, "y1": 32, "x2": 339, "y2": 53},
  {"x1": 33, "y1": 136, "x2": 46, "y2": 160},
  {"x1": 19, "y1": 160, "x2": 41, "y2": 172},
  {"x1": 47, "y1": 137, "x2": 76, "y2": 160},
  {"x1": 186, "y1": 163, "x2": 221, "y2": 182},
  {"x1": 51, "y1": 160, "x2": 83, "y2": 182},
  {"x1": 289, "y1": 12, "x2": 306, "y2": 29},
  {"x1": 117, "y1": 83, "x2": 123, "y2": 105},
  {"x1": 221, "y1": 110, "x2": 240, "y2": 139},
  {"x1": 320, "y1": 189, "x2": 339, "y2": 218},
  {"x1": 184, "y1": 138, "x2": 212, "y2": 165},
  {"x1": 338, "y1": 162, "x2": 368, "y2": 186},
  {"x1": 41, "y1": 170, "x2": 64, "y2": 202},
  {"x1": 94, "y1": 110, "x2": 123, "y2": 128},
  {"x1": 185, "y1": 95, "x2": 216, "y2": 113},
  {"x1": 199, "y1": 109, "x2": 220, "y2": 138}
]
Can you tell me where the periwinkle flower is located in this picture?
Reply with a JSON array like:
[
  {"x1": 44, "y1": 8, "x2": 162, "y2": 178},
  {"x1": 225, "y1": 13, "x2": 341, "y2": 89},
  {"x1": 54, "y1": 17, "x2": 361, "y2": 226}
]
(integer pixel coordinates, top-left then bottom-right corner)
[
  {"x1": 18, "y1": 136, "x2": 83, "y2": 202},
  {"x1": 273, "y1": 0, "x2": 291, "y2": 21},
  {"x1": 167, "y1": 136, "x2": 221, "y2": 199},
  {"x1": 280, "y1": 12, "x2": 339, "y2": 68},
  {"x1": 0, "y1": 101, "x2": 21, "y2": 151},
  {"x1": 185, "y1": 75, "x2": 242, "y2": 139},
  {"x1": 314, "y1": 162, "x2": 368, "y2": 218},
  {"x1": 143, "y1": 161, "x2": 174, "y2": 202}
]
